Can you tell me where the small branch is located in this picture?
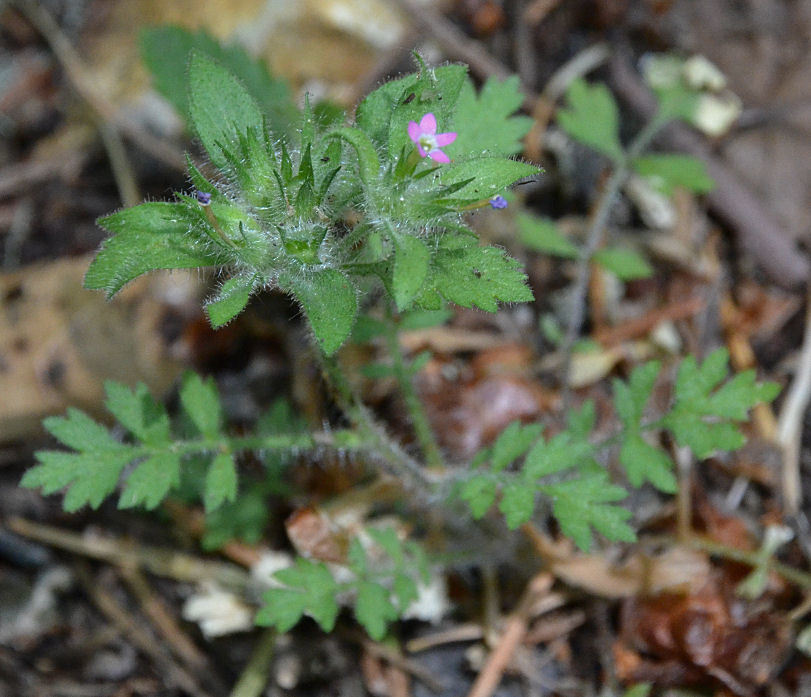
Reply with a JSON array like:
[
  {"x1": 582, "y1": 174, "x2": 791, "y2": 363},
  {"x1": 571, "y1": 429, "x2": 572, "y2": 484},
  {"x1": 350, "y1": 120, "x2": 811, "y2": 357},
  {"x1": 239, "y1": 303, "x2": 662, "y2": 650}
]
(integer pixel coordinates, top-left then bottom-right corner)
[
  {"x1": 777, "y1": 286, "x2": 811, "y2": 515},
  {"x1": 689, "y1": 535, "x2": 811, "y2": 590},
  {"x1": 465, "y1": 573, "x2": 553, "y2": 697},
  {"x1": 229, "y1": 628, "x2": 277, "y2": 697},
  {"x1": 118, "y1": 566, "x2": 213, "y2": 677},
  {"x1": 8, "y1": 517, "x2": 249, "y2": 589},
  {"x1": 74, "y1": 563, "x2": 215, "y2": 697},
  {"x1": 559, "y1": 113, "x2": 669, "y2": 398},
  {"x1": 394, "y1": 0, "x2": 514, "y2": 84}
]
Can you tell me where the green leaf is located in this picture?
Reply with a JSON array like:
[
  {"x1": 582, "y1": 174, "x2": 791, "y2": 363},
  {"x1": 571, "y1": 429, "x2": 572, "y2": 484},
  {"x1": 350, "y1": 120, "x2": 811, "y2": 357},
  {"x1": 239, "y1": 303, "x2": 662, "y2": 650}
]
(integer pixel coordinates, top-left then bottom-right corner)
[
  {"x1": 499, "y1": 481, "x2": 536, "y2": 529},
  {"x1": 523, "y1": 432, "x2": 594, "y2": 480},
  {"x1": 355, "y1": 581, "x2": 398, "y2": 640},
  {"x1": 622, "y1": 685, "x2": 652, "y2": 697},
  {"x1": 593, "y1": 247, "x2": 653, "y2": 280},
  {"x1": 620, "y1": 434, "x2": 677, "y2": 493},
  {"x1": 517, "y1": 214, "x2": 579, "y2": 258},
  {"x1": 612, "y1": 361, "x2": 660, "y2": 429},
  {"x1": 286, "y1": 269, "x2": 358, "y2": 355},
  {"x1": 204, "y1": 452, "x2": 238, "y2": 512},
  {"x1": 448, "y1": 75, "x2": 533, "y2": 158},
  {"x1": 490, "y1": 420, "x2": 543, "y2": 472},
  {"x1": 392, "y1": 573, "x2": 419, "y2": 610},
  {"x1": 675, "y1": 349, "x2": 728, "y2": 404},
  {"x1": 438, "y1": 158, "x2": 538, "y2": 202},
  {"x1": 392, "y1": 235, "x2": 430, "y2": 311},
  {"x1": 367, "y1": 528, "x2": 404, "y2": 565},
  {"x1": 666, "y1": 412, "x2": 745, "y2": 459},
  {"x1": 398, "y1": 308, "x2": 452, "y2": 331},
  {"x1": 544, "y1": 474, "x2": 635, "y2": 551},
  {"x1": 663, "y1": 349, "x2": 779, "y2": 459},
  {"x1": 460, "y1": 474, "x2": 497, "y2": 518},
  {"x1": 206, "y1": 276, "x2": 254, "y2": 328},
  {"x1": 256, "y1": 558, "x2": 340, "y2": 632},
  {"x1": 140, "y1": 25, "x2": 296, "y2": 137},
  {"x1": 202, "y1": 488, "x2": 269, "y2": 550},
  {"x1": 86, "y1": 202, "x2": 221, "y2": 298},
  {"x1": 41, "y1": 408, "x2": 120, "y2": 452},
  {"x1": 356, "y1": 72, "x2": 419, "y2": 149},
  {"x1": 22, "y1": 448, "x2": 134, "y2": 512},
  {"x1": 179, "y1": 372, "x2": 223, "y2": 439},
  {"x1": 557, "y1": 79, "x2": 623, "y2": 162},
  {"x1": 427, "y1": 235, "x2": 533, "y2": 312},
  {"x1": 104, "y1": 382, "x2": 170, "y2": 445},
  {"x1": 706, "y1": 370, "x2": 781, "y2": 421},
  {"x1": 119, "y1": 452, "x2": 181, "y2": 509},
  {"x1": 187, "y1": 51, "x2": 264, "y2": 170},
  {"x1": 633, "y1": 154, "x2": 714, "y2": 195}
]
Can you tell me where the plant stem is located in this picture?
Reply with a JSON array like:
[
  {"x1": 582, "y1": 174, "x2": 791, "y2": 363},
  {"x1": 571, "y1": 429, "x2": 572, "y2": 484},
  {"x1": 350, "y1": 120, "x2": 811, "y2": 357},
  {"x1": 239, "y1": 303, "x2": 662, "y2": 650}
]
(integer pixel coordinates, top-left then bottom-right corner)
[
  {"x1": 688, "y1": 535, "x2": 811, "y2": 590},
  {"x1": 383, "y1": 307, "x2": 445, "y2": 469},
  {"x1": 559, "y1": 114, "x2": 670, "y2": 403},
  {"x1": 228, "y1": 628, "x2": 276, "y2": 697},
  {"x1": 318, "y1": 352, "x2": 435, "y2": 493}
]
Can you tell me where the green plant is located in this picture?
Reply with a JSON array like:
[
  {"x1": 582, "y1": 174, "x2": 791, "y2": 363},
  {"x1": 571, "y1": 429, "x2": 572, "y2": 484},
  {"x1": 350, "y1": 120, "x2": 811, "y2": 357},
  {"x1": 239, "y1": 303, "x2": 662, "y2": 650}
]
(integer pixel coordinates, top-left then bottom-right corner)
[{"x1": 21, "y1": 30, "x2": 779, "y2": 641}]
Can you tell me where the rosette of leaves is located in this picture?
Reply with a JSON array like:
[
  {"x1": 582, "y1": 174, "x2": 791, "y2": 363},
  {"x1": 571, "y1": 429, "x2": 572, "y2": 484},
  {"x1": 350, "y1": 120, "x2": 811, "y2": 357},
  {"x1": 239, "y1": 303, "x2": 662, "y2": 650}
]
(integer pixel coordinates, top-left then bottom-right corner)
[{"x1": 86, "y1": 32, "x2": 539, "y2": 356}]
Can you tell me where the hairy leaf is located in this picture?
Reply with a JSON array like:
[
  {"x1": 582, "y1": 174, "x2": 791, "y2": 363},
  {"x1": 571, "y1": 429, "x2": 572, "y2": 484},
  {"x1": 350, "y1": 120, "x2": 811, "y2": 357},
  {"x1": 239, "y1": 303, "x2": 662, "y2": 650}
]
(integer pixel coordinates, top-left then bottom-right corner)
[{"x1": 86, "y1": 203, "x2": 221, "y2": 297}]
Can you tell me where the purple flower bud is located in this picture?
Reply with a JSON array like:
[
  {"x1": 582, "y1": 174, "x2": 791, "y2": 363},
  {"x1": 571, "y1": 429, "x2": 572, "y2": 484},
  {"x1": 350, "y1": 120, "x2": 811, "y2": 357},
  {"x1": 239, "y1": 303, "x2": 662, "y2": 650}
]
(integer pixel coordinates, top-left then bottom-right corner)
[
  {"x1": 195, "y1": 190, "x2": 212, "y2": 205},
  {"x1": 489, "y1": 195, "x2": 508, "y2": 210}
]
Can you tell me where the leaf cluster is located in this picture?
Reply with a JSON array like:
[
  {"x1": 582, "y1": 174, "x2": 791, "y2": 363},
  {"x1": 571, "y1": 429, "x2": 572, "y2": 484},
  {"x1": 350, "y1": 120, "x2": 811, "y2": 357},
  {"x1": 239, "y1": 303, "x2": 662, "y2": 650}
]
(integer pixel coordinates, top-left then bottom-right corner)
[
  {"x1": 22, "y1": 375, "x2": 311, "y2": 514},
  {"x1": 459, "y1": 350, "x2": 778, "y2": 550},
  {"x1": 88, "y1": 29, "x2": 540, "y2": 356},
  {"x1": 256, "y1": 527, "x2": 430, "y2": 640}
]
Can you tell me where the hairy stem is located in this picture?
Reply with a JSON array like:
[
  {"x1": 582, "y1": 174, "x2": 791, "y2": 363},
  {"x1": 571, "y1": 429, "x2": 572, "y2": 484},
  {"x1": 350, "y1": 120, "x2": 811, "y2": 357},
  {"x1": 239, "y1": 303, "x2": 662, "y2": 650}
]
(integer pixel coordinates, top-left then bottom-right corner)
[
  {"x1": 383, "y1": 306, "x2": 445, "y2": 469},
  {"x1": 560, "y1": 113, "x2": 671, "y2": 403},
  {"x1": 318, "y1": 352, "x2": 435, "y2": 493}
]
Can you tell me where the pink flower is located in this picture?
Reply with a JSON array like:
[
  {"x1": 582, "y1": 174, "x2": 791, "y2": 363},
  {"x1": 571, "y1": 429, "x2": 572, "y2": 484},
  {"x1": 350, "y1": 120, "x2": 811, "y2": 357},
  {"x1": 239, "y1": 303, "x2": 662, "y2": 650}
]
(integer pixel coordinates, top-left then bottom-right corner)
[{"x1": 407, "y1": 113, "x2": 457, "y2": 164}]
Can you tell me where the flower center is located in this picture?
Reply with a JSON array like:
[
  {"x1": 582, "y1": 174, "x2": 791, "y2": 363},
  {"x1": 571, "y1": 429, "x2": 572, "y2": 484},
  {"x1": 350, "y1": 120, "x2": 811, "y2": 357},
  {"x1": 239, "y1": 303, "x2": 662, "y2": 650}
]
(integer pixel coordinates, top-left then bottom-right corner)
[{"x1": 418, "y1": 133, "x2": 438, "y2": 152}]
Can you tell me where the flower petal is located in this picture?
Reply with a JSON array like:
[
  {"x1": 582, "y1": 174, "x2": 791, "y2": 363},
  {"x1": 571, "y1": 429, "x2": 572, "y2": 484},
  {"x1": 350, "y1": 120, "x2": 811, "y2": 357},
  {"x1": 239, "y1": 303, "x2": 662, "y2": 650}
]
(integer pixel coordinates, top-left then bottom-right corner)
[
  {"x1": 419, "y1": 113, "x2": 437, "y2": 135},
  {"x1": 434, "y1": 132, "x2": 457, "y2": 147},
  {"x1": 429, "y1": 149, "x2": 450, "y2": 164},
  {"x1": 416, "y1": 143, "x2": 428, "y2": 158},
  {"x1": 407, "y1": 121, "x2": 422, "y2": 143}
]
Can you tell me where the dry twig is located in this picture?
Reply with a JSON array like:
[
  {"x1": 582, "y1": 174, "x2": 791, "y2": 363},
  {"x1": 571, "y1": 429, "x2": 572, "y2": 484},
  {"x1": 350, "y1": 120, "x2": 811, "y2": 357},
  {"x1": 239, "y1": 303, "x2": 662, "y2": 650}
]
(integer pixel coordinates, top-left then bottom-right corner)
[
  {"x1": 465, "y1": 573, "x2": 553, "y2": 697},
  {"x1": 74, "y1": 563, "x2": 215, "y2": 697},
  {"x1": 777, "y1": 287, "x2": 811, "y2": 514}
]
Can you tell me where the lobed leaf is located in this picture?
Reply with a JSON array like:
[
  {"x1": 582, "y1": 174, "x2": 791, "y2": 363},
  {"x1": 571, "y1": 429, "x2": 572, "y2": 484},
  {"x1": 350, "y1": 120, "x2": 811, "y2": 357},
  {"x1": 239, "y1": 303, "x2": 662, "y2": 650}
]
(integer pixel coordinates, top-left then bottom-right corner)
[
  {"x1": 557, "y1": 79, "x2": 624, "y2": 162},
  {"x1": 449, "y1": 75, "x2": 534, "y2": 158},
  {"x1": 180, "y1": 372, "x2": 223, "y2": 439}
]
